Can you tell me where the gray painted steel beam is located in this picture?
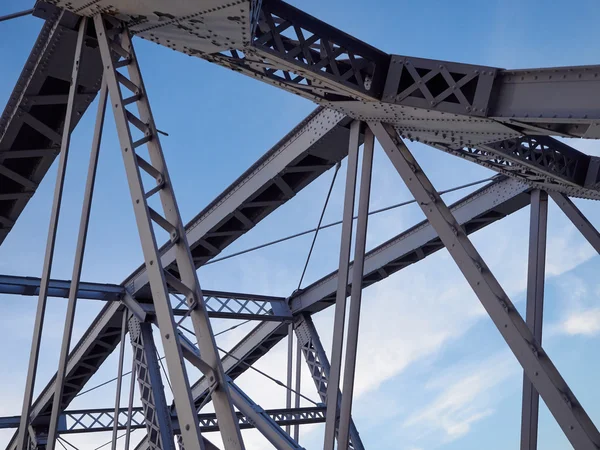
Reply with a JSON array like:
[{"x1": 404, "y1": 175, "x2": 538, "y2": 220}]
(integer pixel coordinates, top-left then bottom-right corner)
[
  {"x1": 0, "y1": 274, "x2": 124, "y2": 300},
  {"x1": 490, "y1": 66, "x2": 600, "y2": 138},
  {"x1": 338, "y1": 127, "x2": 374, "y2": 450},
  {"x1": 520, "y1": 190, "x2": 548, "y2": 450},
  {"x1": 0, "y1": 274, "x2": 289, "y2": 320},
  {"x1": 228, "y1": 382, "x2": 302, "y2": 450},
  {"x1": 95, "y1": 15, "x2": 239, "y2": 449},
  {"x1": 46, "y1": 68, "x2": 107, "y2": 450},
  {"x1": 324, "y1": 120, "x2": 361, "y2": 450},
  {"x1": 370, "y1": 121, "x2": 600, "y2": 450},
  {"x1": 178, "y1": 333, "x2": 301, "y2": 450}
]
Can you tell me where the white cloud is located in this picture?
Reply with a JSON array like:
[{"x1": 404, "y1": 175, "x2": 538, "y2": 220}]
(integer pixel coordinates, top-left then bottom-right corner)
[
  {"x1": 559, "y1": 308, "x2": 600, "y2": 336},
  {"x1": 402, "y1": 352, "x2": 517, "y2": 442}
]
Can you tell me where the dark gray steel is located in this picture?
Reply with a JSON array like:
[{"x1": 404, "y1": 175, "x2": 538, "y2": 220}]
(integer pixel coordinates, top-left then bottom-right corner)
[
  {"x1": 521, "y1": 190, "x2": 548, "y2": 450},
  {"x1": 371, "y1": 121, "x2": 600, "y2": 450},
  {"x1": 383, "y1": 55, "x2": 497, "y2": 117},
  {"x1": 128, "y1": 317, "x2": 176, "y2": 450},
  {"x1": 324, "y1": 120, "x2": 360, "y2": 450},
  {"x1": 338, "y1": 127, "x2": 374, "y2": 450},
  {"x1": 0, "y1": 8, "x2": 34, "y2": 22},
  {"x1": 0, "y1": 274, "x2": 123, "y2": 300},
  {"x1": 426, "y1": 136, "x2": 600, "y2": 199},
  {"x1": 16, "y1": 18, "x2": 88, "y2": 450}
]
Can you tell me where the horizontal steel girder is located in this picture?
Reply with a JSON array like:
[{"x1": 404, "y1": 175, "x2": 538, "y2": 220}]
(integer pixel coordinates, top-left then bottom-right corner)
[
  {"x1": 4, "y1": 107, "x2": 353, "y2": 450},
  {"x1": 0, "y1": 274, "x2": 291, "y2": 321},
  {"x1": 189, "y1": 176, "x2": 531, "y2": 405},
  {"x1": 198, "y1": 2, "x2": 600, "y2": 196},
  {"x1": 0, "y1": 406, "x2": 325, "y2": 434}
]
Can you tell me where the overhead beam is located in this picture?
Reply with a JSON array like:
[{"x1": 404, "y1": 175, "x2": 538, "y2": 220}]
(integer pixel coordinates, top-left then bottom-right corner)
[
  {"x1": 0, "y1": 274, "x2": 290, "y2": 320},
  {"x1": 490, "y1": 66, "x2": 600, "y2": 138}
]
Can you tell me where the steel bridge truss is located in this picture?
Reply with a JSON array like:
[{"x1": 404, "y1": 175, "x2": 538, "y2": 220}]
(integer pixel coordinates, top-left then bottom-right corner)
[{"x1": 1, "y1": 2, "x2": 600, "y2": 450}]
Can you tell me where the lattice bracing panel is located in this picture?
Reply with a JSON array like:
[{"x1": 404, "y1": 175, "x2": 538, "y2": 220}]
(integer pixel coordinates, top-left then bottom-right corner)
[
  {"x1": 204, "y1": 0, "x2": 389, "y2": 102},
  {"x1": 169, "y1": 291, "x2": 291, "y2": 321},
  {"x1": 423, "y1": 135, "x2": 600, "y2": 199},
  {"x1": 128, "y1": 318, "x2": 173, "y2": 450},
  {"x1": 483, "y1": 136, "x2": 589, "y2": 185},
  {"x1": 63, "y1": 409, "x2": 145, "y2": 434},
  {"x1": 383, "y1": 55, "x2": 497, "y2": 117}
]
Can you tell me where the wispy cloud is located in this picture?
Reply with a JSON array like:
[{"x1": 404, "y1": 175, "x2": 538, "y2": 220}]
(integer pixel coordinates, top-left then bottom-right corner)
[
  {"x1": 559, "y1": 308, "x2": 600, "y2": 336},
  {"x1": 402, "y1": 352, "x2": 518, "y2": 442}
]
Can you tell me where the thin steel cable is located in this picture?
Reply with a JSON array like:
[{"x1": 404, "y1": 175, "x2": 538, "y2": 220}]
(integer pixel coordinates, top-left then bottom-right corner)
[
  {"x1": 75, "y1": 319, "x2": 247, "y2": 397},
  {"x1": 297, "y1": 163, "x2": 340, "y2": 291},
  {"x1": 76, "y1": 370, "x2": 135, "y2": 397},
  {"x1": 206, "y1": 176, "x2": 495, "y2": 265},
  {"x1": 57, "y1": 437, "x2": 79, "y2": 450},
  {"x1": 178, "y1": 324, "x2": 319, "y2": 406},
  {"x1": 56, "y1": 438, "x2": 69, "y2": 450},
  {"x1": 215, "y1": 319, "x2": 251, "y2": 337},
  {"x1": 157, "y1": 350, "x2": 174, "y2": 393},
  {"x1": 92, "y1": 432, "x2": 127, "y2": 450}
]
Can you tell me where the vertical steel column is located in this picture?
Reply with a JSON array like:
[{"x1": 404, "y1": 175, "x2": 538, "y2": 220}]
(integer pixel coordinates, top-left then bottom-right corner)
[
  {"x1": 124, "y1": 355, "x2": 137, "y2": 450},
  {"x1": 295, "y1": 315, "x2": 364, "y2": 450},
  {"x1": 338, "y1": 128, "x2": 374, "y2": 450},
  {"x1": 370, "y1": 121, "x2": 600, "y2": 450},
  {"x1": 520, "y1": 190, "x2": 548, "y2": 450},
  {"x1": 16, "y1": 18, "x2": 88, "y2": 450},
  {"x1": 47, "y1": 78, "x2": 109, "y2": 449},
  {"x1": 94, "y1": 16, "x2": 244, "y2": 450},
  {"x1": 293, "y1": 334, "x2": 302, "y2": 442},
  {"x1": 286, "y1": 324, "x2": 293, "y2": 434},
  {"x1": 324, "y1": 120, "x2": 361, "y2": 450},
  {"x1": 549, "y1": 192, "x2": 600, "y2": 253},
  {"x1": 112, "y1": 311, "x2": 130, "y2": 450},
  {"x1": 128, "y1": 316, "x2": 176, "y2": 450}
]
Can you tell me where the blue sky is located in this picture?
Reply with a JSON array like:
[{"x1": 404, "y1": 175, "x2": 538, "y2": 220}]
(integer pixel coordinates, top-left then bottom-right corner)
[{"x1": 1, "y1": 1, "x2": 600, "y2": 449}]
